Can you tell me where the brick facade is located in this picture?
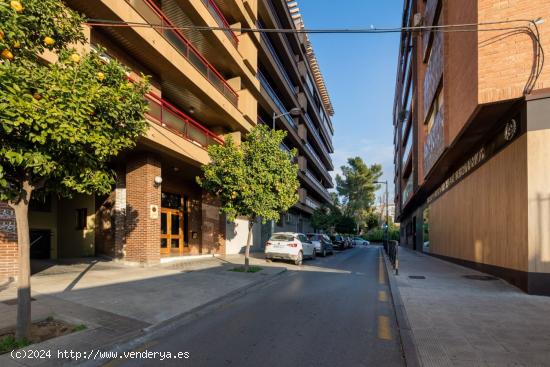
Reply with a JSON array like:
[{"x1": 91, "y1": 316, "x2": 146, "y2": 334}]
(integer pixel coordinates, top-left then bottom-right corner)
[
  {"x1": 124, "y1": 154, "x2": 162, "y2": 264},
  {"x1": 0, "y1": 202, "x2": 17, "y2": 280}
]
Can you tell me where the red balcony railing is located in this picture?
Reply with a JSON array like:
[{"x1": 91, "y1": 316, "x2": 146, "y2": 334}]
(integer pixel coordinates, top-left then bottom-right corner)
[
  {"x1": 128, "y1": 0, "x2": 238, "y2": 106},
  {"x1": 201, "y1": 0, "x2": 239, "y2": 46},
  {"x1": 145, "y1": 92, "x2": 224, "y2": 148}
]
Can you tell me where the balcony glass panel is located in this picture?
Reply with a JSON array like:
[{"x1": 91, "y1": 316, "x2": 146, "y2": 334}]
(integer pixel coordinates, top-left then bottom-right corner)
[
  {"x1": 145, "y1": 93, "x2": 223, "y2": 149},
  {"x1": 402, "y1": 133, "x2": 412, "y2": 167},
  {"x1": 402, "y1": 175, "x2": 413, "y2": 205},
  {"x1": 200, "y1": 0, "x2": 238, "y2": 46},
  {"x1": 258, "y1": 72, "x2": 296, "y2": 129},
  {"x1": 258, "y1": 27, "x2": 295, "y2": 94}
]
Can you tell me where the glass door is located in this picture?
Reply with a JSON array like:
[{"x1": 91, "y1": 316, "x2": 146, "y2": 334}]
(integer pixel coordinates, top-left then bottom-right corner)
[{"x1": 160, "y1": 192, "x2": 188, "y2": 256}]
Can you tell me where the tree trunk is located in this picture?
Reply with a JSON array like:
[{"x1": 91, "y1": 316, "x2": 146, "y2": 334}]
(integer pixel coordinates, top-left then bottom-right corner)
[
  {"x1": 9, "y1": 181, "x2": 33, "y2": 340},
  {"x1": 244, "y1": 217, "x2": 254, "y2": 272}
]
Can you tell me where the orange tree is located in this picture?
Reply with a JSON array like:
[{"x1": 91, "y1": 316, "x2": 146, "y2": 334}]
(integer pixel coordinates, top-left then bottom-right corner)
[
  {"x1": 198, "y1": 125, "x2": 299, "y2": 271},
  {"x1": 0, "y1": 0, "x2": 149, "y2": 340}
]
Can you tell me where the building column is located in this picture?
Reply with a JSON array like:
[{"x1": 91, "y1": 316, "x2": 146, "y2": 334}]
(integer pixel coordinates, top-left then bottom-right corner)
[
  {"x1": 201, "y1": 192, "x2": 225, "y2": 255},
  {"x1": 526, "y1": 96, "x2": 550, "y2": 295},
  {"x1": 124, "y1": 154, "x2": 161, "y2": 264}
]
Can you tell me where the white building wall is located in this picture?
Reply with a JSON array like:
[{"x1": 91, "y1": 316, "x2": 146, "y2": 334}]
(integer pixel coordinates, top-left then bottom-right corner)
[{"x1": 225, "y1": 217, "x2": 263, "y2": 255}]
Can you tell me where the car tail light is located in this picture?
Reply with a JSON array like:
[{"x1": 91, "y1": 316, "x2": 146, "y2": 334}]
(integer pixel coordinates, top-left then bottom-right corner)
[
  {"x1": 287, "y1": 243, "x2": 298, "y2": 248},
  {"x1": 265, "y1": 241, "x2": 272, "y2": 247}
]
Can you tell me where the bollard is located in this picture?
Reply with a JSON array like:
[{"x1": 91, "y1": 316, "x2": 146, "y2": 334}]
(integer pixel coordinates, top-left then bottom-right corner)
[{"x1": 395, "y1": 241, "x2": 400, "y2": 274}]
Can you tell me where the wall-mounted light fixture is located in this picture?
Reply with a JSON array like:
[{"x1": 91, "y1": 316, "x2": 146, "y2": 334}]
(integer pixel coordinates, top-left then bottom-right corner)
[{"x1": 154, "y1": 176, "x2": 163, "y2": 187}]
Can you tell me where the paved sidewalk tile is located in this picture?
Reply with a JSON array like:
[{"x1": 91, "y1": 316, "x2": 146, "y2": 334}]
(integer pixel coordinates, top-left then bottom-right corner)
[
  {"x1": 0, "y1": 255, "x2": 286, "y2": 366},
  {"x1": 393, "y1": 247, "x2": 550, "y2": 367}
]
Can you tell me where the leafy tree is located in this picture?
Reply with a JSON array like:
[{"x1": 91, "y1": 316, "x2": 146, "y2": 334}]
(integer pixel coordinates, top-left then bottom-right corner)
[
  {"x1": 311, "y1": 204, "x2": 340, "y2": 232},
  {"x1": 336, "y1": 157, "x2": 382, "y2": 227},
  {"x1": 365, "y1": 211, "x2": 380, "y2": 230},
  {"x1": 198, "y1": 125, "x2": 299, "y2": 271},
  {"x1": 0, "y1": 0, "x2": 149, "y2": 339},
  {"x1": 334, "y1": 215, "x2": 357, "y2": 235}
]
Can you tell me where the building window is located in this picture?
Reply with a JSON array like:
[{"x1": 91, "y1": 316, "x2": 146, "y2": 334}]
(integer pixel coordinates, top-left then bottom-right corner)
[
  {"x1": 76, "y1": 208, "x2": 87, "y2": 230},
  {"x1": 426, "y1": 89, "x2": 443, "y2": 133}
]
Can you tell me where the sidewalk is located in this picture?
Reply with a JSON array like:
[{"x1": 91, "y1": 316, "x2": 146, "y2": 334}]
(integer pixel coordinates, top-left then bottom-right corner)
[
  {"x1": 388, "y1": 247, "x2": 550, "y2": 367},
  {"x1": 0, "y1": 254, "x2": 287, "y2": 366}
]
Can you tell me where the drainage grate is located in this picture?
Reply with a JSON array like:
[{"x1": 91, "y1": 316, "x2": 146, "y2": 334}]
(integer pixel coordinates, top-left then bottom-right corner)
[
  {"x1": 463, "y1": 275, "x2": 499, "y2": 281},
  {"x1": 409, "y1": 275, "x2": 426, "y2": 279}
]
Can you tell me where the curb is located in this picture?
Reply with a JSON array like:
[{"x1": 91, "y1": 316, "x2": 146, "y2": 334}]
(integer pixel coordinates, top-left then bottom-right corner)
[
  {"x1": 79, "y1": 266, "x2": 288, "y2": 367},
  {"x1": 382, "y1": 249, "x2": 422, "y2": 367}
]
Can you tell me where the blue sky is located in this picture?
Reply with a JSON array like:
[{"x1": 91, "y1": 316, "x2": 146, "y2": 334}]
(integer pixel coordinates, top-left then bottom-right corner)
[{"x1": 297, "y1": 0, "x2": 403, "y2": 203}]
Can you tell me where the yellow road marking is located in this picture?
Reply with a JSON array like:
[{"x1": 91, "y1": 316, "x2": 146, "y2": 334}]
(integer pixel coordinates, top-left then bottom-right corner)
[
  {"x1": 378, "y1": 290, "x2": 388, "y2": 302},
  {"x1": 378, "y1": 315, "x2": 392, "y2": 340},
  {"x1": 378, "y1": 255, "x2": 386, "y2": 285}
]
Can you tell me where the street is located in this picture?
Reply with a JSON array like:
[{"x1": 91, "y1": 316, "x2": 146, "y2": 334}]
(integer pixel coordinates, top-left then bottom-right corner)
[{"x1": 111, "y1": 246, "x2": 405, "y2": 367}]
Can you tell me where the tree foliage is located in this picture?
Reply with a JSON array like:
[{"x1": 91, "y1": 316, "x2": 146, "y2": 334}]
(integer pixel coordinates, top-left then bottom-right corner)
[
  {"x1": 0, "y1": 0, "x2": 150, "y2": 202},
  {"x1": 0, "y1": 0, "x2": 150, "y2": 339},
  {"x1": 198, "y1": 124, "x2": 299, "y2": 223},
  {"x1": 335, "y1": 157, "x2": 382, "y2": 227},
  {"x1": 198, "y1": 125, "x2": 299, "y2": 270},
  {"x1": 311, "y1": 204, "x2": 339, "y2": 231}
]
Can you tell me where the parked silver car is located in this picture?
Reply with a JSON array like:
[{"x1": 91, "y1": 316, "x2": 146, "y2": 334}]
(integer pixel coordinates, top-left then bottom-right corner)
[{"x1": 306, "y1": 233, "x2": 334, "y2": 257}]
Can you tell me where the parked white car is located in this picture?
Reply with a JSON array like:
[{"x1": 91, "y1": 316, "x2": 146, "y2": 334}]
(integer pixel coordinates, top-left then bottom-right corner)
[
  {"x1": 352, "y1": 237, "x2": 370, "y2": 246},
  {"x1": 265, "y1": 232, "x2": 316, "y2": 265}
]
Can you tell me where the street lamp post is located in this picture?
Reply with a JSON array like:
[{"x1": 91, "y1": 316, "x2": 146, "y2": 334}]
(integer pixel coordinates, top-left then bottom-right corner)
[
  {"x1": 272, "y1": 108, "x2": 302, "y2": 130},
  {"x1": 374, "y1": 180, "x2": 389, "y2": 246}
]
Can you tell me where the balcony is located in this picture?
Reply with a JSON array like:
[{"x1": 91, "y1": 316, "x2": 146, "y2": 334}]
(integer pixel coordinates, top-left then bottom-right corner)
[
  {"x1": 423, "y1": 31, "x2": 443, "y2": 120},
  {"x1": 304, "y1": 113, "x2": 331, "y2": 162},
  {"x1": 423, "y1": 106, "x2": 445, "y2": 176},
  {"x1": 258, "y1": 71, "x2": 297, "y2": 129},
  {"x1": 305, "y1": 143, "x2": 324, "y2": 170},
  {"x1": 402, "y1": 175, "x2": 413, "y2": 206},
  {"x1": 305, "y1": 196, "x2": 321, "y2": 210},
  {"x1": 128, "y1": 0, "x2": 238, "y2": 106},
  {"x1": 402, "y1": 134, "x2": 412, "y2": 169},
  {"x1": 305, "y1": 170, "x2": 330, "y2": 198},
  {"x1": 259, "y1": 25, "x2": 295, "y2": 95},
  {"x1": 145, "y1": 92, "x2": 223, "y2": 149},
  {"x1": 200, "y1": 0, "x2": 238, "y2": 47}
]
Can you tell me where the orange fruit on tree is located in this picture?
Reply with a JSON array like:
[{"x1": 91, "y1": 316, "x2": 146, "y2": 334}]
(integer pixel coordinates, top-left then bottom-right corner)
[
  {"x1": 1, "y1": 49, "x2": 14, "y2": 60},
  {"x1": 10, "y1": 1, "x2": 24, "y2": 12},
  {"x1": 0, "y1": 30, "x2": 4, "y2": 41},
  {"x1": 32, "y1": 93, "x2": 42, "y2": 101},
  {"x1": 43, "y1": 37, "x2": 55, "y2": 46},
  {"x1": 70, "y1": 53, "x2": 81, "y2": 63},
  {"x1": 96, "y1": 72, "x2": 105, "y2": 81}
]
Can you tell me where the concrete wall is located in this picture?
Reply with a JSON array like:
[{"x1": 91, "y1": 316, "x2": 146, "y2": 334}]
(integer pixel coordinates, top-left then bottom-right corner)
[
  {"x1": 58, "y1": 194, "x2": 96, "y2": 258},
  {"x1": 225, "y1": 217, "x2": 262, "y2": 255},
  {"x1": 526, "y1": 97, "x2": 550, "y2": 274}
]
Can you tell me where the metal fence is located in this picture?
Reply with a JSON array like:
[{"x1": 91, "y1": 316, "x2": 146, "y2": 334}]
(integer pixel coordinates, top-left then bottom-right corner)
[{"x1": 384, "y1": 240, "x2": 400, "y2": 275}]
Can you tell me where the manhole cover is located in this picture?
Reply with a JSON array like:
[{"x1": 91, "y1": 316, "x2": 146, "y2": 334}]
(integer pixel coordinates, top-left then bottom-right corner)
[
  {"x1": 409, "y1": 275, "x2": 426, "y2": 279},
  {"x1": 463, "y1": 275, "x2": 499, "y2": 281}
]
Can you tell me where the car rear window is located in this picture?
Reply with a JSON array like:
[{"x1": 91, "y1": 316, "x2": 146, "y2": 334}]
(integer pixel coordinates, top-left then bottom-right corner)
[
  {"x1": 307, "y1": 234, "x2": 321, "y2": 240},
  {"x1": 270, "y1": 234, "x2": 294, "y2": 241}
]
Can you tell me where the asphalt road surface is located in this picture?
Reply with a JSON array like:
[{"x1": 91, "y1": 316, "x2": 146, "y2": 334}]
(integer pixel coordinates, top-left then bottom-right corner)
[{"x1": 110, "y1": 246, "x2": 405, "y2": 367}]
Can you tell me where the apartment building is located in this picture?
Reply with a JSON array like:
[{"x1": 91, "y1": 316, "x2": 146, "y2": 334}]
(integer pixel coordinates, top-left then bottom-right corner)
[
  {"x1": 0, "y1": 0, "x2": 334, "y2": 279},
  {"x1": 393, "y1": 0, "x2": 550, "y2": 294}
]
